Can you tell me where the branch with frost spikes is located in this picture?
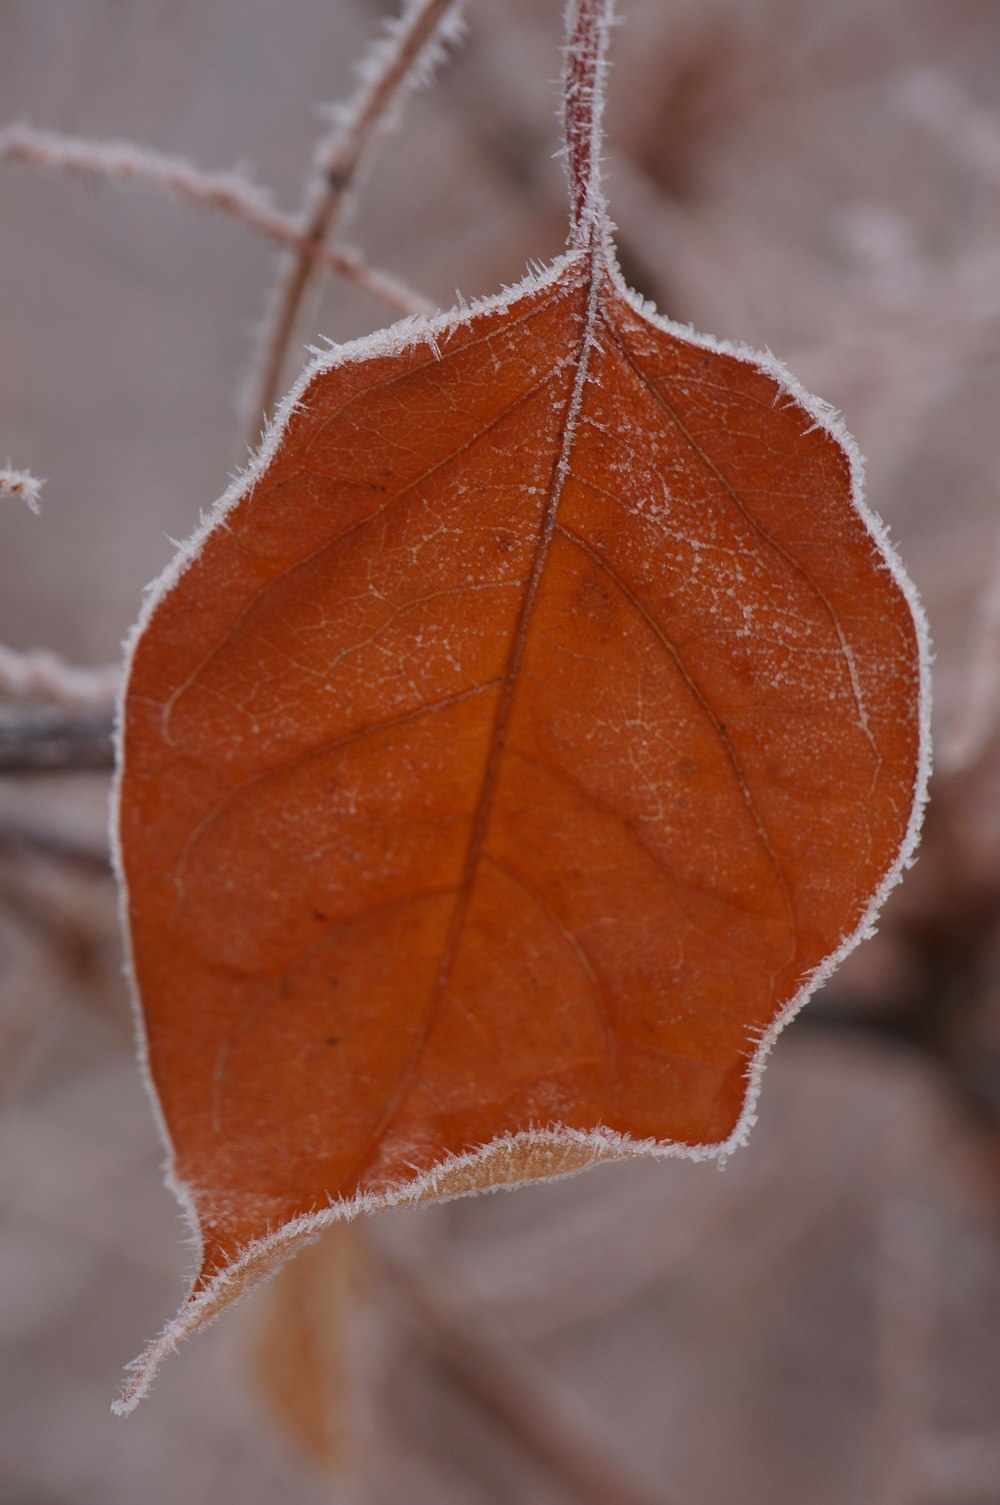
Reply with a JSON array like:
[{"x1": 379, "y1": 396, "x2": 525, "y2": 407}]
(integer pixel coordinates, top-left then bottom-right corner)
[
  {"x1": 0, "y1": 645, "x2": 120, "y2": 711},
  {"x1": 0, "y1": 125, "x2": 429, "y2": 319},
  {"x1": 0, "y1": 466, "x2": 117, "y2": 763},
  {"x1": 0, "y1": 643, "x2": 117, "y2": 770},
  {"x1": 1, "y1": 466, "x2": 44, "y2": 513},
  {"x1": 563, "y1": 0, "x2": 617, "y2": 250},
  {"x1": 248, "y1": 0, "x2": 467, "y2": 429}
]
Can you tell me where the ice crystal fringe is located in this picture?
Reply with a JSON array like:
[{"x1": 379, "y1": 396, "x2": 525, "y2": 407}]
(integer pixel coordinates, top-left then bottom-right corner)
[
  {"x1": 0, "y1": 465, "x2": 44, "y2": 513},
  {"x1": 317, "y1": 0, "x2": 468, "y2": 207}
]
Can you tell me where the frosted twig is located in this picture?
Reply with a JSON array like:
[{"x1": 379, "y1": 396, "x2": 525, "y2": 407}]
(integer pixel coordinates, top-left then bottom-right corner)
[
  {"x1": 1, "y1": 466, "x2": 44, "y2": 513},
  {"x1": 0, "y1": 635, "x2": 118, "y2": 774},
  {"x1": 249, "y1": 0, "x2": 466, "y2": 430},
  {"x1": 0, "y1": 125, "x2": 428, "y2": 319},
  {"x1": 1, "y1": 468, "x2": 119, "y2": 724},
  {"x1": 0, "y1": 645, "x2": 120, "y2": 710},
  {"x1": 0, "y1": 705, "x2": 115, "y2": 773}
]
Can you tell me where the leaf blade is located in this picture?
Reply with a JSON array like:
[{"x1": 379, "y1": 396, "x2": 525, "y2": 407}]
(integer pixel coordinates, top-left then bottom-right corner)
[{"x1": 113, "y1": 0, "x2": 930, "y2": 1421}]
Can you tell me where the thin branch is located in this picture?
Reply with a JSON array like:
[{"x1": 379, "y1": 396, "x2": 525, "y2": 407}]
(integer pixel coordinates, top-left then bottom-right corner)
[
  {"x1": 0, "y1": 704, "x2": 115, "y2": 773},
  {"x1": 0, "y1": 644, "x2": 120, "y2": 711},
  {"x1": 871, "y1": 1198, "x2": 933, "y2": 1505},
  {"x1": 0, "y1": 124, "x2": 429, "y2": 319},
  {"x1": 378, "y1": 1249, "x2": 683, "y2": 1505},
  {"x1": 248, "y1": 0, "x2": 465, "y2": 431},
  {"x1": 1, "y1": 469, "x2": 119, "y2": 741}
]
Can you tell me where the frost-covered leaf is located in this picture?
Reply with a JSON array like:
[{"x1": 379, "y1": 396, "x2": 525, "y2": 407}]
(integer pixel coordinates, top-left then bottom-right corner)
[{"x1": 113, "y1": 0, "x2": 929, "y2": 1411}]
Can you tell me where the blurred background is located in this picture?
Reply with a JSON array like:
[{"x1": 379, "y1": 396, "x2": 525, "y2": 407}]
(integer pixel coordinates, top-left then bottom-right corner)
[{"x1": 2, "y1": 1, "x2": 1000, "y2": 1501}]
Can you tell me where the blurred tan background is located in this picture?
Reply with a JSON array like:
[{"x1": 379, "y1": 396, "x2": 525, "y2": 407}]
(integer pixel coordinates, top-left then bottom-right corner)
[{"x1": 2, "y1": 1, "x2": 1000, "y2": 1501}]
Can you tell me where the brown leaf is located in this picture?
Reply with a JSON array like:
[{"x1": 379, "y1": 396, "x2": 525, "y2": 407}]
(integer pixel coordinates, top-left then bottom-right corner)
[
  {"x1": 112, "y1": 0, "x2": 928, "y2": 1410},
  {"x1": 250, "y1": 1224, "x2": 368, "y2": 1473}
]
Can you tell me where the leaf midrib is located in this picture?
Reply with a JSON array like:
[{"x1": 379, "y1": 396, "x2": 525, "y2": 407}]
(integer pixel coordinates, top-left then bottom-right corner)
[{"x1": 342, "y1": 254, "x2": 602, "y2": 1189}]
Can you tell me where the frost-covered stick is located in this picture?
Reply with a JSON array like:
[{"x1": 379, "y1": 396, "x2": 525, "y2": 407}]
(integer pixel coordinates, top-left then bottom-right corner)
[
  {"x1": 1, "y1": 468, "x2": 121, "y2": 713},
  {"x1": 563, "y1": 0, "x2": 616, "y2": 251},
  {"x1": 0, "y1": 704, "x2": 115, "y2": 773},
  {"x1": 380, "y1": 1250, "x2": 683, "y2": 1505},
  {"x1": 249, "y1": 0, "x2": 466, "y2": 430},
  {"x1": 0, "y1": 645, "x2": 120, "y2": 711},
  {"x1": 0, "y1": 125, "x2": 428, "y2": 318}
]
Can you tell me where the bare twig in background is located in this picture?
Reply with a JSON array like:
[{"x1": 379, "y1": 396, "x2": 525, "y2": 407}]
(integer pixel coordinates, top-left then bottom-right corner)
[
  {"x1": 2, "y1": 473, "x2": 119, "y2": 744},
  {"x1": 0, "y1": 705, "x2": 114, "y2": 773},
  {"x1": 0, "y1": 125, "x2": 429, "y2": 318},
  {"x1": 379, "y1": 1249, "x2": 684, "y2": 1505},
  {"x1": 248, "y1": 0, "x2": 466, "y2": 430},
  {"x1": 0, "y1": 644, "x2": 120, "y2": 710},
  {"x1": 0, "y1": 637, "x2": 117, "y2": 776},
  {"x1": 871, "y1": 1199, "x2": 932, "y2": 1505}
]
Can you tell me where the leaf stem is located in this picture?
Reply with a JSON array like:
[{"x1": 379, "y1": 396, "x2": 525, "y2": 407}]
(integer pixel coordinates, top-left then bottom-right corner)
[
  {"x1": 248, "y1": 0, "x2": 466, "y2": 435},
  {"x1": 563, "y1": 0, "x2": 617, "y2": 250}
]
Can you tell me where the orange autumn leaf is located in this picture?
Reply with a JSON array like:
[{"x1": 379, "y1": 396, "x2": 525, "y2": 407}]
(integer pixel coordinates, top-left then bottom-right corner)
[{"x1": 112, "y1": 0, "x2": 929, "y2": 1411}]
